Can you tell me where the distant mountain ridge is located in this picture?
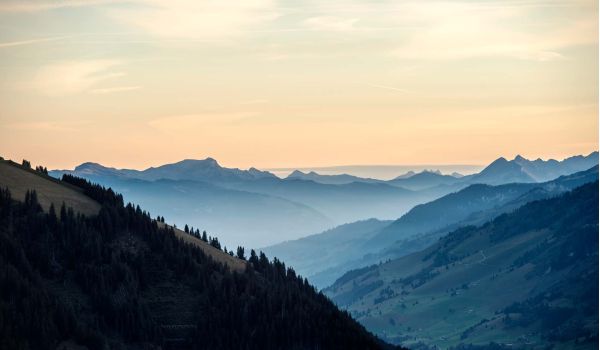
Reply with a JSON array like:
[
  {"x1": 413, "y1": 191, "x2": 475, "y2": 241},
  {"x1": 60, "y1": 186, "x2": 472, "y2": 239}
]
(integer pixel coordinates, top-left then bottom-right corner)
[
  {"x1": 388, "y1": 170, "x2": 463, "y2": 191},
  {"x1": 284, "y1": 152, "x2": 598, "y2": 190},
  {"x1": 55, "y1": 152, "x2": 598, "y2": 187},
  {"x1": 50, "y1": 152, "x2": 598, "y2": 249},
  {"x1": 286, "y1": 170, "x2": 383, "y2": 185},
  {"x1": 55, "y1": 157, "x2": 277, "y2": 184},
  {"x1": 464, "y1": 152, "x2": 599, "y2": 185},
  {"x1": 50, "y1": 158, "x2": 435, "y2": 247},
  {"x1": 263, "y1": 165, "x2": 599, "y2": 289}
]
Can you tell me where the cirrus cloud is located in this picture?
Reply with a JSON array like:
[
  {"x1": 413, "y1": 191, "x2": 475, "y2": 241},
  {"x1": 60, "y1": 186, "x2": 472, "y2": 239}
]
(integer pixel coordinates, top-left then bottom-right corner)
[
  {"x1": 27, "y1": 60, "x2": 127, "y2": 96},
  {"x1": 110, "y1": 0, "x2": 280, "y2": 40}
]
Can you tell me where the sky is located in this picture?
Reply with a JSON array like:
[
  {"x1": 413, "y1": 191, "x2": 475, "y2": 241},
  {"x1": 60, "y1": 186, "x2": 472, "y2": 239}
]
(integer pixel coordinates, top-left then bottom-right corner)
[{"x1": 0, "y1": 0, "x2": 598, "y2": 171}]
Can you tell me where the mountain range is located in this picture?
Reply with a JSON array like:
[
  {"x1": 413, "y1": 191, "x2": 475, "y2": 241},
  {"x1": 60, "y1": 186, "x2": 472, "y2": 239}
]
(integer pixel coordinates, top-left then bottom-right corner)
[
  {"x1": 50, "y1": 152, "x2": 598, "y2": 248},
  {"x1": 263, "y1": 165, "x2": 599, "y2": 289},
  {"x1": 324, "y1": 182, "x2": 598, "y2": 349}
]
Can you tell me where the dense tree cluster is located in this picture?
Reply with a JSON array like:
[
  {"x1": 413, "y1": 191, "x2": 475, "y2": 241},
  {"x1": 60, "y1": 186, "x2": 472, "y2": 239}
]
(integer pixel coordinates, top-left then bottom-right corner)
[
  {"x1": 35, "y1": 165, "x2": 48, "y2": 175},
  {"x1": 0, "y1": 175, "x2": 396, "y2": 350}
]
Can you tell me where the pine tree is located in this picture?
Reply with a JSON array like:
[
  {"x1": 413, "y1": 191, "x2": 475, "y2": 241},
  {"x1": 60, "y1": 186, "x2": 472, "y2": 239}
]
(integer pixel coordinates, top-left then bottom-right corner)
[{"x1": 236, "y1": 246, "x2": 246, "y2": 260}]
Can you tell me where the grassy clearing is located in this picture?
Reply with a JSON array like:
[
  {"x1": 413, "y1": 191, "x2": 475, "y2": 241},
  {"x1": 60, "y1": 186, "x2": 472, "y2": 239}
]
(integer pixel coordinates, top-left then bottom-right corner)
[{"x1": 0, "y1": 160, "x2": 101, "y2": 216}]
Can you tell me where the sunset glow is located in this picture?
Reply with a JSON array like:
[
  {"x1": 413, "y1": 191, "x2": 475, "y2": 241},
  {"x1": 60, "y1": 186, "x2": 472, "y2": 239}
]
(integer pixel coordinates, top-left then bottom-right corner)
[{"x1": 0, "y1": 0, "x2": 597, "y2": 170}]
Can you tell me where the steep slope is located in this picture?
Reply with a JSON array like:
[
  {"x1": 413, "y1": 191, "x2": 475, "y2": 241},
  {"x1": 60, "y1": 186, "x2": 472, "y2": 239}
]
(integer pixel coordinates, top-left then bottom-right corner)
[
  {"x1": 0, "y1": 164, "x2": 397, "y2": 350},
  {"x1": 325, "y1": 183, "x2": 599, "y2": 349},
  {"x1": 263, "y1": 219, "x2": 392, "y2": 289}
]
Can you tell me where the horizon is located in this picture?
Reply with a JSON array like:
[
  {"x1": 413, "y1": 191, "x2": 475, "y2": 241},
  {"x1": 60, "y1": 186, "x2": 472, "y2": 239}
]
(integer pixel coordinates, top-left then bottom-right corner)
[{"x1": 4, "y1": 150, "x2": 597, "y2": 180}]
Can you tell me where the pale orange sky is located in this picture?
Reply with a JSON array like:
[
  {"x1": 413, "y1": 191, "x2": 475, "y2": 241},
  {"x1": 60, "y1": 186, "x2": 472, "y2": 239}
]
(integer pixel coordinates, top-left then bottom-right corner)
[{"x1": 0, "y1": 0, "x2": 598, "y2": 170}]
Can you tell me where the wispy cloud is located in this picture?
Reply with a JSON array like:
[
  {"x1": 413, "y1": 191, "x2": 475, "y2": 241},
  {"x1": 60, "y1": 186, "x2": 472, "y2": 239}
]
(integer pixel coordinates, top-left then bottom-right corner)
[
  {"x1": 5, "y1": 120, "x2": 91, "y2": 132},
  {"x1": 110, "y1": 0, "x2": 280, "y2": 39},
  {"x1": 366, "y1": 83, "x2": 409, "y2": 94},
  {"x1": 388, "y1": 1, "x2": 597, "y2": 61},
  {"x1": 26, "y1": 60, "x2": 128, "y2": 96},
  {"x1": 0, "y1": 35, "x2": 73, "y2": 48},
  {"x1": 0, "y1": 0, "x2": 123, "y2": 13},
  {"x1": 303, "y1": 16, "x2": 359, "y2": 32},
  {"x1": 90, "y1": 85, "x2": 141, "y2": 94}
]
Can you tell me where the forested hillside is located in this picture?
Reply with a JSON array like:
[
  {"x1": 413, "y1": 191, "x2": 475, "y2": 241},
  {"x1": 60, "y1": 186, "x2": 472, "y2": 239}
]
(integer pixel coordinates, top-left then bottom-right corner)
[{"x1": 0, "y1": 169, "x2": 398, "y2": 350}]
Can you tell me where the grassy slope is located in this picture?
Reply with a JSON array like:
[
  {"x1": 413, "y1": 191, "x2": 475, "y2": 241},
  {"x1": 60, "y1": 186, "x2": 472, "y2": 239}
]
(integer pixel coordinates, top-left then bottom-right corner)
[
  {"x1": 0, "y1": 160, "x2": 245, "y2": 272},
  {"x1": 0, "y1": 160, "x2": 100, "y2": 216},
  {"x1": 159, "y1": 222, "x2": 246, "y2": 272},
  {"x1": 325, "y1": 183, "x2": 598, "y2": 349}
]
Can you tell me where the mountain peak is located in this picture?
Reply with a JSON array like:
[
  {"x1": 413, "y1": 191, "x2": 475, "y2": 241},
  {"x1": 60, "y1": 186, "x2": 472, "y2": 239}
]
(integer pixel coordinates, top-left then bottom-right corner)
[
  {"x1": 491, "y1": 156, "x2": 508, "y2": 164},
  {"x1": 514, "y1": 154, "x2": 527, "y2": 162},
  {"x1": 421, "y1": 169, "x2": 442, "y2": 175},
  {"x1": 288, "y1": 170, "x2": 306, "y2": 177},
  {"x1": 201, "y1": 157, "x2": 219, "y2": 166},
  {"x1": 394, "y1": 170, "x2": 416, "y2": 180},
  {"x1": 74, "y1": 162, "x2": 104, "y2": 170}
]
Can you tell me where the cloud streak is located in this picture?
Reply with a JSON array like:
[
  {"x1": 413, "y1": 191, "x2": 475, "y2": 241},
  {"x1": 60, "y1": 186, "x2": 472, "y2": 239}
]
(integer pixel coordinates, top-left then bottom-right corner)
[
  {"x1": 0, "y1": 36, "x2": 74, "y2": 48},
  {"x1": 388, "y1": 1, "x2": 597, "y2": 61},
  {"x1": 366, "y1": 83, "x2": 409, "y2": 94},
  {"x1": 0, "y1": 0, "x2": 123, "y2": 12},
  {"x1": 90, "y1": 86, "x2": 141, "y2": 94},
  {"x1": 110, "y1": 0, "x2": 280, "y2": 39},
  {"x1": 26, "y1": 60, "x2": 128, "y2": 96},
  {"x1": 303, "y1": 16, "x2": 359, "y2": 32}
]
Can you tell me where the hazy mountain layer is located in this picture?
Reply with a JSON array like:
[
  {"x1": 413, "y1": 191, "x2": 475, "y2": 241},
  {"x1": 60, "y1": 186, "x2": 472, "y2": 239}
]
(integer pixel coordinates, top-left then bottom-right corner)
[
  {"x1": 462, "y1": 152, "x2": 598, "y2": 185},
  {"x1": 286, "y1": 170, "x2": 384, "y2": 185},
  {"x1": 49, "y1": 152, "x2": 598, "y2": 249},
  {"x1": 264, "y1": 167, "x2": 598, "y2": 289},
  {"x1": 54, "y1": 174, "x2": 332, "y2": 248},
  {"x1": 325, "y1": 182, "x2": 599, "y2": 349},
  {"x1": 263, "y1": 219, "x2": 393, "y2": 289},
  {"x1": 51, "y1": 161, "x2": 437, "y2": 247}
]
